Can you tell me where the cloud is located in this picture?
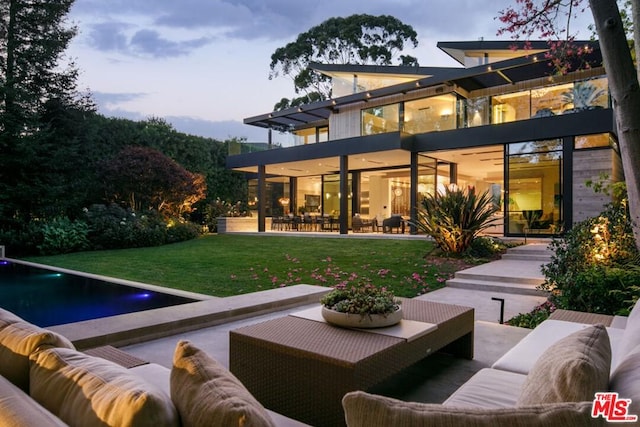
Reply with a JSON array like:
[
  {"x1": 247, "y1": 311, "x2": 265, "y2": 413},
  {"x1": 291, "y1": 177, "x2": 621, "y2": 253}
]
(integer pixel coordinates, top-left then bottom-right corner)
[
  {"x1": 92, "y1": 91, "x2": 148, "y2": 108},
  {"x1": 86, "y1": 22, "x2": 131, "y2": 52},
  {"x1": 83, "y1": 21, "x2": 212, "y2": 58},
  {"x1": 130, "y1": 29, "x2": 211, "y2": 57},
  {"x1": 73, "y1": 0, "x2": 524, "y2": 58}
]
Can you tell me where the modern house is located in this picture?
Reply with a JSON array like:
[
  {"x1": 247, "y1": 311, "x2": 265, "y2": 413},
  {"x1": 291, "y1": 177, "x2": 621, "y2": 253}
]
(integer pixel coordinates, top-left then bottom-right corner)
[{"x1": 227, "y1": 40, "x2": 621, "y2": 237}]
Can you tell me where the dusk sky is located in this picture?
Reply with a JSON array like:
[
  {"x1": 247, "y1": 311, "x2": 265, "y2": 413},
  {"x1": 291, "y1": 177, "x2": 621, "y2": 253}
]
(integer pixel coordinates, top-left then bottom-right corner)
[{"x1": 65, "y1": 0, "x2": 595, "y2": 144}]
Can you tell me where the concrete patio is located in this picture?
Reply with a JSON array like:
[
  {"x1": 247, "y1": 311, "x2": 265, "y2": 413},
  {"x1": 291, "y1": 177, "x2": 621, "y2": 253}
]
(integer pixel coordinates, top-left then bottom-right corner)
[{"x1": 115, "y1": 243, "x2": 552, "y2": 407}]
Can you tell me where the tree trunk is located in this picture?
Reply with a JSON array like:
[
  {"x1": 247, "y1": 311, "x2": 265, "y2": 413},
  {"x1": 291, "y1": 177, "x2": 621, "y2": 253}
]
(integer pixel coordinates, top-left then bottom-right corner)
[
  {"x1": 590, "y1": 0, "x2": 640, "y2": 252},
  {"x1": 633, "y1": 0, "x2": 640, "y2": 81}
]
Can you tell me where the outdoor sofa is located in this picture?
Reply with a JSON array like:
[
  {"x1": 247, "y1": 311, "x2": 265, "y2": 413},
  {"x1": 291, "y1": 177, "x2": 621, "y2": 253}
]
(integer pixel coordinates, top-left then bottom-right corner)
[
  {"x1": 0, "y1": 307, "x2": 307, "y2": 427},
  {"x1": 342, "y1": 302, "x2": 640, "y2": 426}
]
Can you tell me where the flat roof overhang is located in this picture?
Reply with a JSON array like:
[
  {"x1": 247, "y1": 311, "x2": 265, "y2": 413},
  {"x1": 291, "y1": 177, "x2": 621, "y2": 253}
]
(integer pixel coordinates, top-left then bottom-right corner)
[{"x1": 227, "y1": 132, "x2": 414, "y2": 177}]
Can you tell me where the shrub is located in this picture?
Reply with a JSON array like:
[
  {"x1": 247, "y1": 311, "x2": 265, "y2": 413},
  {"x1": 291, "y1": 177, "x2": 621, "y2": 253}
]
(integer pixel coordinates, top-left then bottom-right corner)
[
  {"x1": 541, "y1": 192, "x2": 639, "y2": 315},
  {"x1": 166, "y1": 220, "x2": 202, "y2": 243},
  {"x1": 0, "y1": 222, "x2": 44, "y2": 256},
  {"x1": 506, "y1": 300, "x2": 556, "y2": 329},
  {"x1": 38, "y1": 217, "x2": 90, "y2": 255},
  {"x1": 85, "y1": 204, "x2": 180, "y2": 249},
  {"x1": 412, "y1": 185, "x2": 498, "y2": 255},
  {"x1": 465, "y1": 236, "x2": 510, "y2": 259}
]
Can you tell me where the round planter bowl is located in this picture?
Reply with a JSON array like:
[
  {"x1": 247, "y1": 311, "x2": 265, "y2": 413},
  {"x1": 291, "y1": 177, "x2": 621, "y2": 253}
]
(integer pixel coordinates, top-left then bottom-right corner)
[{"x1": 321, "y1": 306, "x2": 403, "y2": 329}]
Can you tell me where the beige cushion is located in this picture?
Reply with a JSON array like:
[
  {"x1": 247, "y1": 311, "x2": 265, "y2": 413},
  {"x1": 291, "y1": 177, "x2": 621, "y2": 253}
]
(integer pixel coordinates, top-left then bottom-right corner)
[
  {"x1": 29, "y1": 347, "x2": 179, "y2": 427},
  {"x1": 0, "y1": 321, "x2": 74, "y2": 392},
  {"x1": 342, "y1": 391, "x2": 603, "y2": 427},
  {"x1": 443, "y1": 368, "x2": 527, "y2": 408},
  {"x1": 0, "y1": 307, "x2": 25, "y2": 329},
  {"x1": 0, "y1": 375, "x2": 68, "y2": 427},
  {"x1": 619, "y1": 302, "x2": 640, "y2": 359},
  {"x1": 518, "y1": 324, "x2": 611, "y2": 405},
  {"x1": 492, "y1": 320, "x2": 592, "y2": 375},
  {"x1": 610, "y1": 344, "x2": 640, "y2": 418},
  {"x1": 170, "y1": 340, "x2": 276, "y2": 427}
]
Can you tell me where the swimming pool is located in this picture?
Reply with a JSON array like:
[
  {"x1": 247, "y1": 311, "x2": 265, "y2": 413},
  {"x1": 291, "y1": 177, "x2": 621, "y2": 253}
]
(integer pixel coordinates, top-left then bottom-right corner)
[{"x1": 0, "y1": 259, "x2": 200, "y2": 327}]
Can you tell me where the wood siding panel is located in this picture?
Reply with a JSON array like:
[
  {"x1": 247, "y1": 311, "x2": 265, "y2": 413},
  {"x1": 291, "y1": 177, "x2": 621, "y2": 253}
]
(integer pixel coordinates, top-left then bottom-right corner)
[{"x1": 572, "y1": 149, "x2": 615, "y2": 223}]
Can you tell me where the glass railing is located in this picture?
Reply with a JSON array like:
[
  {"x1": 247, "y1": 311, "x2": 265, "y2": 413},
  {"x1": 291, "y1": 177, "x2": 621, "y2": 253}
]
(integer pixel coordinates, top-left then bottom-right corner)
[{"x1": 459, "y1": 77, "x2": 609, "y2": 128}]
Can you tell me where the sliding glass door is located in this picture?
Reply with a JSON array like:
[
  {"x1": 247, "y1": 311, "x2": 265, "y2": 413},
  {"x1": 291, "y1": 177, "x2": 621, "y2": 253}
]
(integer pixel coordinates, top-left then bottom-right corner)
[{"x1": 506, "y1": 140, "x2": 563, "y2": 235}]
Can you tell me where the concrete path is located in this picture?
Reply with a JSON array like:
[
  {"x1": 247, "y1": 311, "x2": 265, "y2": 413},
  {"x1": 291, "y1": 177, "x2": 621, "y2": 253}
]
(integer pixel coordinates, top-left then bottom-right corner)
[{"x1": 417, "y1": 243, "x2": 552, "y2": 323}]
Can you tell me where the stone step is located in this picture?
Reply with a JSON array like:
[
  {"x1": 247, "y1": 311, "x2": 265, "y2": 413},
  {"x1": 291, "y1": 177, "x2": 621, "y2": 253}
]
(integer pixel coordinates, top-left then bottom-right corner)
[
  {"x1": 454, "y1": 267, "x2": 543, "y2": 286},
  {"x1": 504, "y1": 244, "x2": 552, "y2": 257},
  {"x1": 501, "y1": 253, "x2": 552, "y2": 263},
  {"x1": 446, "y1": 277, "x2": 549, "y2": 297}
]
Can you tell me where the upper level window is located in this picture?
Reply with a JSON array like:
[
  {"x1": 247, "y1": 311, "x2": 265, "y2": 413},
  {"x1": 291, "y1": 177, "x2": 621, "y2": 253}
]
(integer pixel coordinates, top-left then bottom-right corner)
[
  {"x1": 362, "y1": 104, "x2": 400, "y2": 135},
  {"x1": 404, "y1": 94, "x2": 457, "y2": 134},
  {"x1": 332, "y1": 73, "x2": 422, "y2": 97},
  {"x1": 492, "y1": 77, "x2": 608, "y2": 125},
  {"x1": 293, "y1": 126, "x2": 329, "y2": 145}
]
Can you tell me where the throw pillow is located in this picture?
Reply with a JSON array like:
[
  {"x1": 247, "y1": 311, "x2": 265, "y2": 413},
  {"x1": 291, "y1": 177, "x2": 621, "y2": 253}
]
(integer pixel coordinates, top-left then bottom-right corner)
[
  {"x1": 0, "y1": 321, "x2": 74, "y2": 392},
  {"x1": 29, "y1": 347, "x2": 179, "y2": 427},
  {"x1": 0, "y1": 375, "x2": 68, "y2": 427},
  {"x1": 170, "y1": 340, "x2": 275, "y2": 427},
  {"x1": 619, "y1": 302, "x2": 640, "y2": 359},
  {"x1": 517, "y1": 324, "x2": 611, "y2": 405},
  {"x1": 342, "y1": 391, "x2": 603, "y2": 427}
]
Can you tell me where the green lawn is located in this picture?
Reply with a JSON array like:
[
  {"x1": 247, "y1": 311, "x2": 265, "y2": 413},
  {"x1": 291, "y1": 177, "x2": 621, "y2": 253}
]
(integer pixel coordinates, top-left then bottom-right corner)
[{"x1": 24, "y1": 234, "x2": 474, "y2": 298}]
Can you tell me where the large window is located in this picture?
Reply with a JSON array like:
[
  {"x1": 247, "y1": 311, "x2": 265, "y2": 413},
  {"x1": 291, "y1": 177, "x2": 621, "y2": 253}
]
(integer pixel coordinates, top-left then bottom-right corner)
[
  {"x1": 362, "y1": 104, "x2": 400, "y2": 135},
  {"x1": 293, "y1": 126, "x2": 329, "y2": 145},
  {"x1": 507, "y1": 140, "x2": 563, "y2": 235},
  {"x1": 404, "y1": 94, "x2": 457, "y2": 134}
]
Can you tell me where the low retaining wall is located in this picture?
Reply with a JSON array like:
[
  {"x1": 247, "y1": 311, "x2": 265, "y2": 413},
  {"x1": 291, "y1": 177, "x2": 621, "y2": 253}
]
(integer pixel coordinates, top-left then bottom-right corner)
[{"x1": 217, "y1": 217, "x2": 271, "y2": 233}]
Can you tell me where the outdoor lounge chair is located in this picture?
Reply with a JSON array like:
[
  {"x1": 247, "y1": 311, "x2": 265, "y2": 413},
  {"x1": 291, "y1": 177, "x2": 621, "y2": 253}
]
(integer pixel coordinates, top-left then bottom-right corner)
[
  {"x1": 382, "y1": 215, "x2": 404, "y2": 233},
  {"x1": 352, "y1": 215, "x2": 373, "y2": 232}
]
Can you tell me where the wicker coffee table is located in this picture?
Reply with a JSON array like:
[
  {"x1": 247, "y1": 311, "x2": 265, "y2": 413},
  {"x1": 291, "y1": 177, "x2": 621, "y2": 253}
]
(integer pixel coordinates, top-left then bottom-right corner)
[{"x1": 229, "y1": 299, "x2": 474, "y2": 427}]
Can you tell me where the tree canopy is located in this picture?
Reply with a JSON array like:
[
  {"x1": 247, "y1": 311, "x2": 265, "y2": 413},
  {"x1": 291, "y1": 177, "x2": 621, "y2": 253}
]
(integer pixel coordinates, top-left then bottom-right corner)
[
  {"x1": 269, "y1": 14, "x2": 419, "y2": 109},
  {"x1": 99, "y1": 146, "x2": 206, "y2": 217}
]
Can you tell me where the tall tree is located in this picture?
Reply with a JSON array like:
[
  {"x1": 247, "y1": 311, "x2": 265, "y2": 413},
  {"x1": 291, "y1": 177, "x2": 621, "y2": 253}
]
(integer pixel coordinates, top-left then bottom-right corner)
[
  {"x1": 497, "y1": 0, "x2": 640, "y2": 251},
  {"x1": 0, "y1": 0, "x2": 89, "y2": 224},
  {"x1": 269, "y1": 14, "x2": 419, "y2": 109}
]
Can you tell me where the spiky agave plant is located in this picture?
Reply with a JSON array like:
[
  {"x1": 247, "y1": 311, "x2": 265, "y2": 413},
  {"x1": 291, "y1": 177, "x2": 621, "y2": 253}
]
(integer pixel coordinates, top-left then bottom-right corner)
[{"x1": 412, "y1": 185, "x2": 499, "y2": 255}]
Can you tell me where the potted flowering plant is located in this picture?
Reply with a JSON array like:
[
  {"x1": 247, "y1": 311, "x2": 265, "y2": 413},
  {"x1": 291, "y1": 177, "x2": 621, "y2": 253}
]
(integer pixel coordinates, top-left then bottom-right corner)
[{"x1": 319, "y1": 283, "x2": 402, "y2": 328}]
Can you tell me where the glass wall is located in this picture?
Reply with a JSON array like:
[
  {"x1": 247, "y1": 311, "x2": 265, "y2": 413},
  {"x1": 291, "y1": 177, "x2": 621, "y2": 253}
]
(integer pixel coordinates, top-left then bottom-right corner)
[
  {"x1": 362, "y1": 104, "x2": 400, "y2": 135},
  {"x1": 492, "y1": 91, "x2": 531, "y2": 124},
  {"x1": 404, "y1": 94, "x2": 457, "y2": 134},
  {"x1": 358, "y1": 77, "x2": 607, "y2": 136},
  {"x1": 296, "y1": 176, "x2": 323, "y2": 214},
  {"x1": 323, "y1": 174, "x2": 352, "y2": 218},
  {"x1": 293, "y1": 126, "x2": 329, "y2": 146},
  {"x1": 247, "y1": 177, "x2": 290, "y2": 217},
  {"x1": 507, "y1": 139, "x2": 563, "y2": 235}
]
